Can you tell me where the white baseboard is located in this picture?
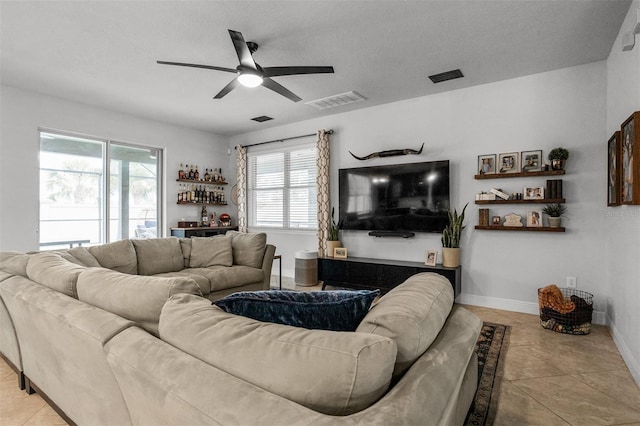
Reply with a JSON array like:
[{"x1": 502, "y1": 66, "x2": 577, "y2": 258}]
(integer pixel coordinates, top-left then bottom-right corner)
[
  {"x1": 607, "y1": 314, "x2": 640, "y2": 386},
  {"x1": 456, "y1": 293, "x2": 607, "y2": 325}
]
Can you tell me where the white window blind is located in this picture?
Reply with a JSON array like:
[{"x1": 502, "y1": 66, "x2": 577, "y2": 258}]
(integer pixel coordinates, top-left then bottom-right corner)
[{"x1": 248, "y1": 144, "x2": 317, "y2": 230}]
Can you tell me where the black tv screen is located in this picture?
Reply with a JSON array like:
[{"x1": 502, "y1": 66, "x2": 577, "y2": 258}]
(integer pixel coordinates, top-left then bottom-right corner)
[{"x1": 339, "y1": 160, "x2": 450, "y2": 233}]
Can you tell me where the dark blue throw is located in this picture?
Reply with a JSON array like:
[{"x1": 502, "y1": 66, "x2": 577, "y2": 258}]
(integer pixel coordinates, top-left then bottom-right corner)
[{"x1": 213, "y1": 289, "x2": 380, "y2": 331}]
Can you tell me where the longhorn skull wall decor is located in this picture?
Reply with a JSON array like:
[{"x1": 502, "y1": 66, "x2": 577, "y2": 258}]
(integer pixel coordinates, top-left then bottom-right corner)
[{"x1": 349, "y1": 143, "x2": 424, "y2": 161}]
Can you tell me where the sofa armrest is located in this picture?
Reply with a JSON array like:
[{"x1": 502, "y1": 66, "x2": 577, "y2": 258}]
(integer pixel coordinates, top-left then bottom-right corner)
[{"x1": 260, "y1": 244, "x2": 276, "y2": 290}]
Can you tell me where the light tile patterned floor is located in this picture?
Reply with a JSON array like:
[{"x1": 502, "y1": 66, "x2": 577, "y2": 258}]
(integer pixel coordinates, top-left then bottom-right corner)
[{"x1": 1, "y1": 289, "x2": 639, "y2": 425}]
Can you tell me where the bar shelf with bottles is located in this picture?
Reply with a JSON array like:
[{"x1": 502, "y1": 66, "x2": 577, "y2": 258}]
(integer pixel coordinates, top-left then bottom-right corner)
[
  {"x1": 176, "y1": 163, "x2": 228, "y2": 206},
  {"x1": 177, "y1": 163, "x2": 228, "y2": 185}
]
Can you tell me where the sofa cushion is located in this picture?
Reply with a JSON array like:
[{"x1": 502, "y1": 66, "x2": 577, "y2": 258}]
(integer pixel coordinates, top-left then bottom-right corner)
[
  {"x1": 76, "y1": 268, "x2": 202, "y2": 336},
  {"x1": 26, "y1": 252, "x2": 86, "y2": 298},
  {"x1": 226, "y1": 231, "x2": 266, "y2": 268},
  {"x1": 153, "y1": 269, "x2": 211, "y2": 295},
  {"x1": 160, "y1": 294, "x2": 397, "y2": 416},
  {"x1": 206, "y1": 265, "x2": 264, "y2": 292},
  {"x1": 0, "y1": 252, "x2": 32, "y2": 277},
  {"x1": 65, "y1": 247, "x2": 101, "y2": 267},
  {"x1": 190, "y1": 236, "x2": 233, "y2": 268},
  {"x1": 88, "y1": 240, "x2": 137, "y2": 275},
  {"x1": 132, "y1": 237, "x2": 184, "y2": 275},
  {"x1": 214, "y1": 289, "x2": 379, "y2": 331},
  {"x1": 356, "y1": 272, "x2": 454, "y2": 377}
]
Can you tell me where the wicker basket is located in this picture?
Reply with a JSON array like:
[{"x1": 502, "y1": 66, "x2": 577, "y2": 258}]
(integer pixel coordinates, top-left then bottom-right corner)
[{"x1": 538, "y1": 287, "x2": 593, "y2": 335}]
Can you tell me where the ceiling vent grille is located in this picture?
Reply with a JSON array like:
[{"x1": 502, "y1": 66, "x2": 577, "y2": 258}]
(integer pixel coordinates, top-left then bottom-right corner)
[
  {"x1": 251, "y1": 115, "x2": 273, "y2": 123},
  {"x1": 428, "y1": 69, "x2": 464, "y2": 84},
  {"x1": 305, "y1": 91, "x2": 367, "y2": 110}
]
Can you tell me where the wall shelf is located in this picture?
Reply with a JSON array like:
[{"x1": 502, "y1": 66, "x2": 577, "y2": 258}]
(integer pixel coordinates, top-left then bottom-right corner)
[
  {"x1": 475, "y1": 198, "x2": 565, "y2": 205},
  {"x1": 475, "y1": 225, "x2": 565, "y2": 232},
  {"x1": 176, "y1": 179, "x2": 227, "y2": 185},
  {"x1": 474, "y1": 170, "x2": 565, "y2": 180}
]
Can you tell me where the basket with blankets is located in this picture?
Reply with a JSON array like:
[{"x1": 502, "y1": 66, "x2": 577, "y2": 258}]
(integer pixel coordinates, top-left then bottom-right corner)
[{"x1": 537, "y1": 284, "x2": 593, "y2": 335}]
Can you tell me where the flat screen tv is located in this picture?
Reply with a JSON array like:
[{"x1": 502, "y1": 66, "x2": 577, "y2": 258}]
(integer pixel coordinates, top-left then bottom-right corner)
[{"x1": 339, "y1": 160, "x2": 450, "y2": 233}]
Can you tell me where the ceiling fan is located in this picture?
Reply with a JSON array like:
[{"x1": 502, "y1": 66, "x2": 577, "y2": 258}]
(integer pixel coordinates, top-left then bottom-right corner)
[{"x1": 157, "y1": 29, "x2": 334, "y2": 102}]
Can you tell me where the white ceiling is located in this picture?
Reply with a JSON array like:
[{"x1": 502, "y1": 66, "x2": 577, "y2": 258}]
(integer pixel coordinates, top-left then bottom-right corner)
[{"x1": 0, "y1": 1, "x2": 631, "y2": 136}]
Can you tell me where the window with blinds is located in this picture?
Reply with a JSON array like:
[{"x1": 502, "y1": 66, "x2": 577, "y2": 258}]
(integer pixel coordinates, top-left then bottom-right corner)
[{"x1": 248, "y1": 145, "x2": 317, "y2": 230}]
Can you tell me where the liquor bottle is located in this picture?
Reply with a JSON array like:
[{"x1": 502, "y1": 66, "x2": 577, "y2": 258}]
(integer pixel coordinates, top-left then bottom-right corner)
[
  {"x1": 204, "y1": 168, "x2": 210, "y2": 182},
  {"x1": 201, "y1": 205, "x2": 209, "y2": 226},
  {"x1": 219, "y1": 168, "x2": 223, "y2": 182},
  {"x1": 178, "y1": 185, "x2": 182, "y2": 203},
  {"x1": 213, "y1": 168, "x2": 219, "y2": 182},
  {"x1": 220, "y1": 188, "x2": 225, "y2": 204},
  {"x1": 191, "y1": 185, "x2": 196, "y2": 203},
  {"x1": 179, "y1": 163, "x2": 185, "y2": 180},
  {"x1": 194, "y1": 165, "x2": 200, "y2": 181},
  {"x1": 188, "y1": 165, "x2": 194, "y2": 180}
]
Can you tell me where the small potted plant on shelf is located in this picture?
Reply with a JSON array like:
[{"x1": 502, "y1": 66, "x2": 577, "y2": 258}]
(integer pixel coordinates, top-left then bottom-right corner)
[
  {"x1": 548, "y1": 147, "x2": 569, "y2": 171},
  {"x1": 326, "y1": 207, "x2": 342, "y2": 257},
  {"x1": 441, "y1": 203, "x2": 468, "y2": 268},
  {"x1": 543, "y1": 203, "x2": 567, "y2": 228}
]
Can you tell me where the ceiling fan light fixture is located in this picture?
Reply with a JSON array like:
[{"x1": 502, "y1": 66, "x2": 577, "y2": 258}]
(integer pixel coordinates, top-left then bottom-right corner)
[{"x1": 238, "y1": 72, "x2": 263, "y2": 88}]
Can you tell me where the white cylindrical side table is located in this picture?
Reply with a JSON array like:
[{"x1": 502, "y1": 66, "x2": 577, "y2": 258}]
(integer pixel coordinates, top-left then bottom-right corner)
[{"x1": 294, "y1": 250, "x2": 318, "y2": 287}]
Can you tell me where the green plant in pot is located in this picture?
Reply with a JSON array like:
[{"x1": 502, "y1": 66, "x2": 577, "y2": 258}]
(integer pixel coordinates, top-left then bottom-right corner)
[
  {"x1": 543, "y1": 203, "x2": 567, "y2": 228},
  {"x1": 548, "y1": 147, "x2": 569, "y2": 171},
  {"x1": 441, "y1": 203, "x2": 468, "y2": 268},
  {"x1": 325, "y1": 207, "x2": 342, "y2": 257}
]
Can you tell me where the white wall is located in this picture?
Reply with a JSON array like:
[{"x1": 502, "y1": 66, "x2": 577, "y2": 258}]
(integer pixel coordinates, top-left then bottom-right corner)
[
  {"x1": 0, "y1": 85, "x2": 230, "y2": 252},
  {"x1": 231, "y1": 62, "x2": 609, "y2": 319},
  {"x1": 605, "y1": 0, "x2": 640, "y2": 384}
]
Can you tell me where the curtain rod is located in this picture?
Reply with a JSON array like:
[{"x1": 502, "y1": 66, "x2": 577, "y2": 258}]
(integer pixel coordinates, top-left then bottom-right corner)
[{"x1": 236, "y1": 129, "x2": 334, "y2": 150}]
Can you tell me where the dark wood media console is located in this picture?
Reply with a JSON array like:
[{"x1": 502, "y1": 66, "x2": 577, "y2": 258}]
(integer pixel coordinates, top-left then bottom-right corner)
[{"x1": 318, "y1": 256, "x2": 460, "y2": 297}]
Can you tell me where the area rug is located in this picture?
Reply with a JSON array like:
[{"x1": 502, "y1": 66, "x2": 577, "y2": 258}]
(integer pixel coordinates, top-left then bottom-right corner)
[{"x1": 464, "y1": 322, "x2": 511, "y2": 426}]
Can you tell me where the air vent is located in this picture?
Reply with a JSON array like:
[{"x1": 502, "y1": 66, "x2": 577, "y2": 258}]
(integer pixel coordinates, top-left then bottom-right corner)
[
  {"x1": 428, "y1": 69, "x2": 464, "y2": 84},
  {"x1": 251, "y1": 115, "x2": 273, "y2": 123},
  {"x1": 305, "y1": 91, "x2": 367, "y2": 110}
]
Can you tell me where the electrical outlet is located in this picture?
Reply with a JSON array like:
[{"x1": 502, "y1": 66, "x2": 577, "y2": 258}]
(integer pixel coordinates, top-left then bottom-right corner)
[{"x1": 566, "y1": 276, "x2": 577, "y2": 288}]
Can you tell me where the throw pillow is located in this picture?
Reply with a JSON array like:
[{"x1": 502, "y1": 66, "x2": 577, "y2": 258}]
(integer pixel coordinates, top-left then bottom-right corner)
[
  {"x1": 213, "y1": 289, "x2": 379, "y2": 331},
  {"x1": 190, "y1": 236, "x2": 233, "y2": 268}
]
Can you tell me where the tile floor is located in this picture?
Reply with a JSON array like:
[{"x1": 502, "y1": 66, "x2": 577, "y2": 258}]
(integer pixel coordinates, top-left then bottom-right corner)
[{"x1": 1, "y1": 287, "x2": 639, "y2": 425}]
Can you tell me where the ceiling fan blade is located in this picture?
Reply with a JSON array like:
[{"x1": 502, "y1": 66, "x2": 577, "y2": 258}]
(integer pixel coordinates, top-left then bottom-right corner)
[
  {"x1": 157, "y1": 61, "x2": 236, "y2": 73},
  {"x1": 228, "y1": 29, "x2": 257, "y2": 70},
  {"x1": 262, "y1": 77, "x2": 302, "y2": 102},
  {"x1": 214, "y1": 78, "x2": 240, "y2": 99},
  {"x1": 263, "y1": 66, "x2": 335, "y2": 77}
]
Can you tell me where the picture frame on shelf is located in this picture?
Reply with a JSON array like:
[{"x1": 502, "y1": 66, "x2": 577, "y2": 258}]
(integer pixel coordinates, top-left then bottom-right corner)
[
  {"x1": 527, "y1": 210, "x2": 543, "y2": 227},
  {"x1": 608, "y1": 131, "x2": 621, "y2": 206},
  {"x1": 491, "y1": 216, "x2": 502, "y2": 226},
  {"x1": 477, "y1": 154, "x2": 496, "y2": 175},
  {"x1": 334, "y1": 247, "x2": 348, "y2": 259},
  {"x1": 523, "y1": 187, "x2": 545, "y2": 200},
  {"x1": 424, "y1": 250, "x2": 438, "y2": 266},
  {"x1": 498, "y1": 152, "x2": 520, "y2": 174},
  {"x1": 621, "y1": 111, "x2": 640, "y2": 205},
  {"x1": 521, "y1": 150, "x2": 543, "y2": 172}
]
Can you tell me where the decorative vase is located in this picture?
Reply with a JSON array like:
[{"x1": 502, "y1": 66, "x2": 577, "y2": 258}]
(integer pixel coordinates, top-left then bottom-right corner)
[
  {"x1": 442, "y1": 247, "x2": 461, "y2": 268},
  {"x1": 325, "y1": 240, "x2": 342, "y2": 257},
  {"x1": 548, "y1": 217, "x2": 561, "y2": 228},
  {"x1": 551, "y1": 159, "x2": 566, "y2": 170}
]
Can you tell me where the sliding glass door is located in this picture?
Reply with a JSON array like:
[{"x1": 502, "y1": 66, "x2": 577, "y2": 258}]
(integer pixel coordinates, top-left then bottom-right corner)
[{"x1": 39, "y1": 131, "x2": 162, "y2": 250}]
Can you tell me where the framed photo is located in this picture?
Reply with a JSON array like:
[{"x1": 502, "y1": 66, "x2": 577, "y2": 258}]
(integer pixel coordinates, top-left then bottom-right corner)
[
  {"x1": 424, "y1": 250, "x2": 438, "y2": 266},
  {"x1": 498, "y1": 152, "x2": 520, "y2": 174},
  {"x1": 621, "y1": 111, "x2": 640, "y2": 205},
  {"x1": 491, "y1": 215, "x2": 502, "y2": 226},
  {"x1": 334, "y1": 247, "x2": 348, "y2": 259},
  {"x1": 521, "y1": 150, "x2": 543, "y2": 172},
  {"x1": 527, "y1": 210, "x2": 543, "y2": 227},
  {"x1": 477, "y1": 154, "x2": 496, "y2": 175},
  {"x1": 523, "y1": 187, "x2": 545, "y2": 200},
  {"x1": 608, "y1": 131, "x2": 621, "y2": 206}
]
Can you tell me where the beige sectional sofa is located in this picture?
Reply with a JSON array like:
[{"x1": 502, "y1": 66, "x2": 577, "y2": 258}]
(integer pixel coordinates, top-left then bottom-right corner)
[{"x1": 0, "y1": 233, "x2": 482, "y2": 426}]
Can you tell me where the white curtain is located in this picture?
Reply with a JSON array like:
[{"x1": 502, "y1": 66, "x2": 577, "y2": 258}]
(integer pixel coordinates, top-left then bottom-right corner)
[
  {"x1": 316, "y1": 130, "x2": 331, "y2": 257},
  {"x1": 236, "y1": 145, "x2": 248, "y2": 233}
]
